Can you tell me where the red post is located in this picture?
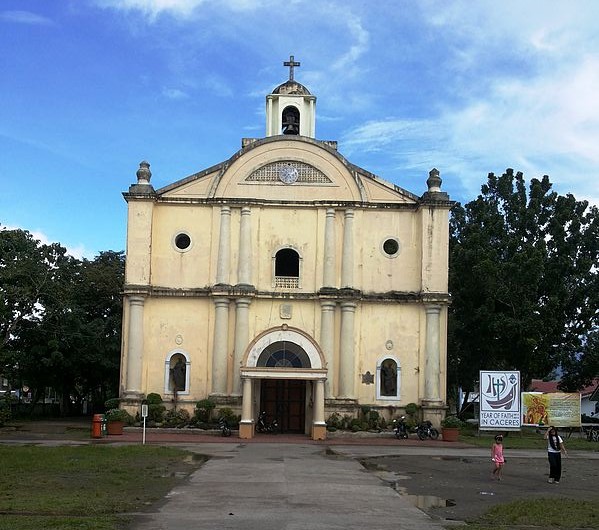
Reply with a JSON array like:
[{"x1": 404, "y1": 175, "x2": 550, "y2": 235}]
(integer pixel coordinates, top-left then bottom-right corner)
[{"x1": 91, "y1": 414, "x2": 103, "y2": 438}]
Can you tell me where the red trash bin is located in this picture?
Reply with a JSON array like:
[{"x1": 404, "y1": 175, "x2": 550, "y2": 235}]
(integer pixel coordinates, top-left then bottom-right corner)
[{"x1": 91, "y1": 414, "x2": 103, "y2": 438}]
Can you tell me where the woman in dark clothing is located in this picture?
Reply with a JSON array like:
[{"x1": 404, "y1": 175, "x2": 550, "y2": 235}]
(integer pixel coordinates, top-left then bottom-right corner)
[{"x1": 544, "y1": 426, "x2": 567, "y2": 484}]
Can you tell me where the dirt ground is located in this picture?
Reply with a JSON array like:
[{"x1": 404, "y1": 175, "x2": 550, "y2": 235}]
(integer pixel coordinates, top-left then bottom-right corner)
[{"x1": 360, "y1": 453, "x2": 599, "y2": 523}]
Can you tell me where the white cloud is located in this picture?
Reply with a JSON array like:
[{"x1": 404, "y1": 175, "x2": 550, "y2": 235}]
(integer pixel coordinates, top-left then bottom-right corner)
[
  {"x1": 2, "y1": 225, "x2": 93, "y2": 260},
  {"x1": 94, "y1": 0, "x2": 274, "y2": 20},
  {"x1": 95, "y1": 0, "x2": 206, "y2": 19},
  {"x1": 0, "y1": 10, "x2": 54, "y2": 25},
  {"x1": 162, "y1": 87, "x2": 190, "y2": 99}
]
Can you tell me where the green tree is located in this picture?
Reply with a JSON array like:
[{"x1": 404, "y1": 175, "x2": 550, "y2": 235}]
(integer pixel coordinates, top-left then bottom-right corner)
[
  {"x1": 449, "y1": 170, "x2": 599, "y2": 399},
  {"x1": 0, "y1": 227, "x2": 65, "y2": 392},
  {"x1": 1, "y1": 225, "x2": 124, "y2": 414}
]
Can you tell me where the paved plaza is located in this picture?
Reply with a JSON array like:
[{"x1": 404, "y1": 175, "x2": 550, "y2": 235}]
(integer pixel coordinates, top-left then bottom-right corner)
[{"x1": 2, "y1": 421, "x2": 598, "y2": 529}]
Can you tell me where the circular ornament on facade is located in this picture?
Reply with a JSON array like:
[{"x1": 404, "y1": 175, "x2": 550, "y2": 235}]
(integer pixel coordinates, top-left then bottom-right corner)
[
  {"x1": 175, "y1": 334, "x2": 183, "y2": 345},
  {"x1": 386, "y1": 340, "x2": 393, "y2": 350},
  {"x1": 382, "y1": 237, "x2": 401, "y2": 258},
  {"x1": 278, "y1": 164, "x2": 299, "y2": 184},
  {"x1": 173, "y1": 232, "x2": 192, "y2": 252}
]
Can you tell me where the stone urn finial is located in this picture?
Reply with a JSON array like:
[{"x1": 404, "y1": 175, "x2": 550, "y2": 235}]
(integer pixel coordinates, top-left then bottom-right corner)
[
  {"x1": 427, "y1": 168, "x2": 442, "y2": 193},
  {"x1": 136, "y1": 161, "x2": 152, "y2": 185}
]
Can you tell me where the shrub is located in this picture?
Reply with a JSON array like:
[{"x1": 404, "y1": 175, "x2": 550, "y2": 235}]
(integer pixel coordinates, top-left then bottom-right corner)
[
  {"x1": 0, "y1": 402, "x2": 10, "y2": 427},
  {"x1": 367, "y1": 410, "x2": 380, "y2": 430},
  {"x1": 104, "y1": 398, "x2": 120, "y2": 410},
  {"x1": 105, "y1": 408, "x2": 133, "y2": 424},
  {"x1": 162, "y1": 408, "x2": 191, "y2": 428},
  {"x1": 195, "y1": 398, "x2": 216, "y2": 422},
  {"x1": 405, "y1": 402, "x2": 419, "y2": 416},
  {"x1": 146, "y1": 393, "x2": 163, "y2": 405},
  {"x1": 148, "y1": 404, "x2": 166, "y2": 423},
  {"x1": 349, "y1": 418, "x2": 363, "y2": 431},
  {"x1": 441, "y1": 415, "x2": 464, "y2": 428},
  {"x1": 218, "y1": 407, "x2": 235, "y2": 421},
  {"x1": 326, "y1": 412, "x2": 342, "y2": 430}
]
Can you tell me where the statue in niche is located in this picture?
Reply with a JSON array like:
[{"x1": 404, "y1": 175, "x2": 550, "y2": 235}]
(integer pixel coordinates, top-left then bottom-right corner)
[
  {"x1": 381, "y1": 360, "x2": 397, "y2": 396},
  {"x1": 171, "y1": 357, "x2": 186, "y2": 391}
]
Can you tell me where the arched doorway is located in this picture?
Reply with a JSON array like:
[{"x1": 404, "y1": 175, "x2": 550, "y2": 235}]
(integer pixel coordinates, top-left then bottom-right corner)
[
  {"x1": 257, "y1": 341, "x2": 309, "y2": 434},
  {"x1": 239, "y1": 326, "x2": 327, "y2": 440}
]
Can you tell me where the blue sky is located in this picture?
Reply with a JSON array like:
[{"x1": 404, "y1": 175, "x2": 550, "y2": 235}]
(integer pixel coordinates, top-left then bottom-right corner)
[{"x1": 1, "y1": 0, "x2": 598, "y2": 258}]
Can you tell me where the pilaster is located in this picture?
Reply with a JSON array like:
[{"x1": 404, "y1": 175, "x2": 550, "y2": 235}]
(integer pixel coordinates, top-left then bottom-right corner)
[
  {"x1": 211, "y1": 298, "x2": 230, "y2": 395},
  {"x1": 338, "y1": 301, "x2": 357, "y2": 398}
]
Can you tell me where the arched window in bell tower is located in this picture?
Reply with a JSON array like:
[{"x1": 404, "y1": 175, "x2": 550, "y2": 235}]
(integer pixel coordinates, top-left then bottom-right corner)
[{"x1": 282, "y1": 106, "x2": 300, "y2": 135}]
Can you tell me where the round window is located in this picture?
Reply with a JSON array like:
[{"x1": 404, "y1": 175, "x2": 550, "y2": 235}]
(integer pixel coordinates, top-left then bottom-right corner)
[
  {"x1": 174, "y1": 233, "x2": 192, "y2": 251},
  {"x1": 382, "y1": 238, "x2": 400, "y2": 257}
]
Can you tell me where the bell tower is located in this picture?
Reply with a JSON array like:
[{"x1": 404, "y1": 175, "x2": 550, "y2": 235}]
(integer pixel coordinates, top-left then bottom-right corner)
[{"x1": 266, "y1": 55, "x2": 316, "y2": 138}]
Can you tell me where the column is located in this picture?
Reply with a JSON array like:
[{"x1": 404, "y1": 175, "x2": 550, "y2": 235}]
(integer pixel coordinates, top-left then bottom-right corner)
[
  {"x1": 211, "y1": 298, "x2": 230, "y2": 395},
  {"x1": 125, "y1": 295, "x2": 145, "y2": 395},
  {"x1": 215, "y1": 206, "x2": 231, "y2": 285},
  {"x1": 322, "y1": 208, "x2": 336, "y2": 288},
  {"x1": 320, "y1": 300, "x2": 336, "y2": 397},
  {"x1": 424, "y1": 304, "x2": 442, "y2": 403},
  {"x1": 237, "y1": 206, "x2": 252, "y2": 287},
  {"x1": 312, "y1": 379, "x2": 326, "y2": 440},
  {"x1": 266, "y1": 97, "x2": 273, "y2": 137},
  {"x1": 338, "y1": 301, "x2": 357, "y2": 398},
  {"x1": 239, "y1": 377, "x2": 254, "y2": 439},
  {"x1": 233, "y1": 298, "x2": 251, "y2": 395},
  {"x1": 340, "y1": 209, "x2": 354, "y2": 288}
]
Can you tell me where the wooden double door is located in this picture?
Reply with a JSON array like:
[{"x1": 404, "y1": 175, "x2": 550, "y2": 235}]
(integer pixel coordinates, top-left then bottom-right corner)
[{"x1": 260, "y1": 379, "x2": 306, "y2": 434}]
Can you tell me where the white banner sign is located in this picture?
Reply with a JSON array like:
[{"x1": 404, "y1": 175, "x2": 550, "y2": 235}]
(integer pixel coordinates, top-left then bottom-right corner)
[{"x1": 479, "y1": 370, "x2": 521, "y2": 430}]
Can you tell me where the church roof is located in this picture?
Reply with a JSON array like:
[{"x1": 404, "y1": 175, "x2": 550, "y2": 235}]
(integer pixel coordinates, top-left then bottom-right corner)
[{"x1": 272, "y1": 79, "x2": 311, "y2": 96}]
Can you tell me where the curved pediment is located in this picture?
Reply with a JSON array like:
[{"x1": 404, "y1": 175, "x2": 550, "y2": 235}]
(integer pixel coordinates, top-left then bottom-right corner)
[{"x1": 157, "y1": 136, "x2": 419, "y2": 205}]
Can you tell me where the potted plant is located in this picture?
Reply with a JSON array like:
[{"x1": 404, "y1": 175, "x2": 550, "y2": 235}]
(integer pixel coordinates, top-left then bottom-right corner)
[
  {"x1": 441, "y1": 415, "x2": 464, "y2": 442},
  {"x1": 105, "y1": 408, "x2": 131, "y2": 435}
]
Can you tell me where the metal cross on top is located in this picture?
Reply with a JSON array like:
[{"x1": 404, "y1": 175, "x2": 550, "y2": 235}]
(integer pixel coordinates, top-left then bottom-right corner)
[{"x1": 284, "y1": 55, "x2": 300, "y2": 81}]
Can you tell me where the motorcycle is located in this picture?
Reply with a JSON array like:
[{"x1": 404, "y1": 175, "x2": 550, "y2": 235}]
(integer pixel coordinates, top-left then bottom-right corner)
[
  {"x1": 218, "y1": 416, "x2": 232, "y2": 437},
  {"x1": 256, "y1": 411, "x2": 279, "y2": 434},
  {"x1": 393, "y1": 416, "x2": 409, "y2": 439},
  {"x1": 416, "y1": 420, "x2": 439, "y2": 440}
]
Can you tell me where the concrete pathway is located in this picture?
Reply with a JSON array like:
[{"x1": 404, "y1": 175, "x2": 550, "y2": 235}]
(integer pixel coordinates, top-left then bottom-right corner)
[{"x1": 130, "y1": 442, "x2": 448, "y2": 530}]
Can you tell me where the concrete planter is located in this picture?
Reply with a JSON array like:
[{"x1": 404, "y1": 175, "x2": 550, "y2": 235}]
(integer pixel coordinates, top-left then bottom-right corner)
[{"x1": 106, "y1": 421, "x2": 124, "y2": 435}]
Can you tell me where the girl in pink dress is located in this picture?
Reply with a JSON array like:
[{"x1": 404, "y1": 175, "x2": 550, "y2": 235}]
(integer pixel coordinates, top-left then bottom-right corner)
[{"x1": 491, "y1": 434, "x2": 505, "y2": 480}]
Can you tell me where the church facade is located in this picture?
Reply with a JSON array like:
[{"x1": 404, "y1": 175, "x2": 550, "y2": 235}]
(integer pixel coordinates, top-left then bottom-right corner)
[{"x1": 119, "y1": 58, "x2": 452, "y2": 440}]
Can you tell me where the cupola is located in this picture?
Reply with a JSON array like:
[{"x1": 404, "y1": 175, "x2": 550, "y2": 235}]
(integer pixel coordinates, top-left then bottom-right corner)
[{"x1": 266, "y1": 55, "x2": 316, "y2": 138}]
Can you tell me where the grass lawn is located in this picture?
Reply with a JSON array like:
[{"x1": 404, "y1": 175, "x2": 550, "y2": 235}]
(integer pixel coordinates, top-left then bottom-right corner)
[
  {"x1": 453, "y1": 498, "x2": 599, "y2": 529},
  {"x1": 458, "y1": 426, "x2": 599, "y2": 451},
  {"x1": 0, "y1": 445, "x2": 205, "y2": 530}
]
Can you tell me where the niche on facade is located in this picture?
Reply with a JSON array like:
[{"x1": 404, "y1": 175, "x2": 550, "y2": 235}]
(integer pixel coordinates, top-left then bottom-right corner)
[
  {"x1": 376, "y1": 356, "x2": 401, "y2": 400},
  {"x1": 164, "y1": 351, "x2": 190, "y2": 395}
]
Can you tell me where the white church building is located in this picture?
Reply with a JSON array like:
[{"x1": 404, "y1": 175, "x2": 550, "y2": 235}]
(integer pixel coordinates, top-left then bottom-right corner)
[{"x1": 119, "y1": 57, "x2": 452, "y2": 440}]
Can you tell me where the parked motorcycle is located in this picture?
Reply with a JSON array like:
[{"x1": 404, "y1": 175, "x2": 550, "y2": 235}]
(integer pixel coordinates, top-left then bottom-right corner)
[
  {"x1": 416, "y1": 420, "x2": 439, "y2": 440},
  {"x1": 393, "y1": 416, "x2": 409, "y2": 439},
  {"x1": 256, "y1": 411, "x2": 279, "y2": 434},
  {"x1": 218, "y1": 416, "x2": 232, "y2": 437}
]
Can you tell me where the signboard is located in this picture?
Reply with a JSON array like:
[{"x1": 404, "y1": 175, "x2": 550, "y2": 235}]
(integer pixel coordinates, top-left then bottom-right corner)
[
  {"x1": 522, "y1": 392, "x2": 581, "y2": 427},
  {"x1": 479, "y1": 371, "x2": 521, "y2": 430}
]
